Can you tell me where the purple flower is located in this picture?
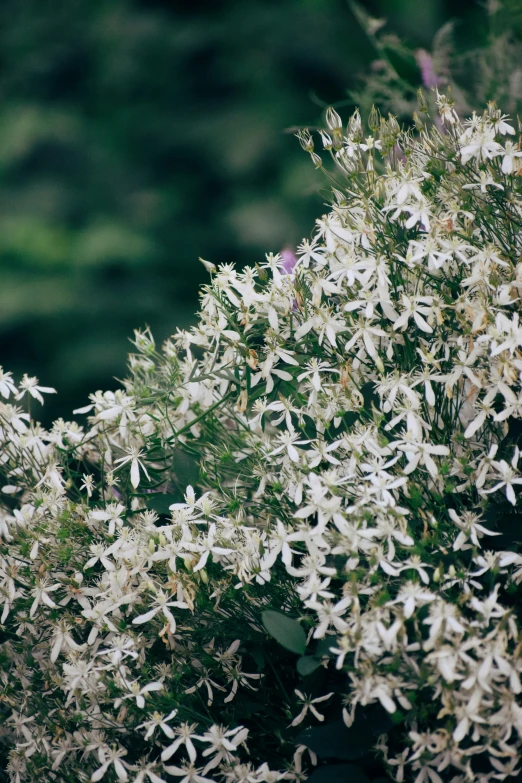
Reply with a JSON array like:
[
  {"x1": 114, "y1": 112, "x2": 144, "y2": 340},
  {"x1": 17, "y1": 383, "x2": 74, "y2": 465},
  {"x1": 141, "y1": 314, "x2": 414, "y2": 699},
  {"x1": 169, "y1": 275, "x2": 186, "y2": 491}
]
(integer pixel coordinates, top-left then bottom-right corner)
[
  {"x1": 279, "y1": 247, "x2": 298, "y2": 275},
  {"x1": 393, "y1": 143, "x2": 407, "y2": 165},
  {"x1": 415, "y1": 49, "x2": 440, "y2": 89}
]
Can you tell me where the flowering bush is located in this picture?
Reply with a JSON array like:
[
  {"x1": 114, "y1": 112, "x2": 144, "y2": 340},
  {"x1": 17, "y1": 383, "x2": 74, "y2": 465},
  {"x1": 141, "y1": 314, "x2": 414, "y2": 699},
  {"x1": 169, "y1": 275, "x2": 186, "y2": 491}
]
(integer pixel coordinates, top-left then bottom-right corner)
[{"x1": 3, "y1": 93, "x2": 522, "y2": 783}]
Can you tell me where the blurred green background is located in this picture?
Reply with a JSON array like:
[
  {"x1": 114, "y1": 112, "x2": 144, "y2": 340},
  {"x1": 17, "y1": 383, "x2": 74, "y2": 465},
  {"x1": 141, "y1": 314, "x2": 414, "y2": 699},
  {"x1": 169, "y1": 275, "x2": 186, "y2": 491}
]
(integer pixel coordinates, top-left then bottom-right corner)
[{"x1": 0, "y1": 0, "x2": 494, "y2": 420}]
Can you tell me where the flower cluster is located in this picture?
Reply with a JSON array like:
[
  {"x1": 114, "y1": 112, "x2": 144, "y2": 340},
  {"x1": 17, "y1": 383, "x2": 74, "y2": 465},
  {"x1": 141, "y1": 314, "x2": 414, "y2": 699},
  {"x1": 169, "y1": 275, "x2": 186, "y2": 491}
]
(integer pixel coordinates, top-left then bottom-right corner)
[{"x1": 2, "y1": 95, "x2": 522, "y2": 783}]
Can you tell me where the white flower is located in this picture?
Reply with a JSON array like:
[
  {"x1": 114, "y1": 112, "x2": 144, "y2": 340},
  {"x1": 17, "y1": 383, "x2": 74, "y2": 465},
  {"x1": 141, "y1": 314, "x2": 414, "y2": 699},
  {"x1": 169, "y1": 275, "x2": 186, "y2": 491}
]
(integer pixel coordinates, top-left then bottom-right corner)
[
  {"x1": 80, "y1": 473, "x2": 95, "y2": 497},
  {"x1": 291, "y1": 690, "x2": 333, "y2": 726},
  {"x1": 188, "y1": 523, "x2": 234, "y2": 572},
  {"x1": 91, "y1": 746, "x2": 129, "y2": 782},
  {"x1": 116, "y1": 678, "x2": 163, "y2": 709},
  {"x1": 132, "y1": 589, "x2": 189, "y2": 634},
  {"x1": 90, "y1": 503, "x2": 126, "y2": 534},
  {"x1": 114, "y1": 446, "x2": 150, "y2": 488},
  {"x1": 161, "y1": 723, "x2": 200, "y2": 763},
  {"x1": 132, "y1": 763, "x2": 168, "y2": 783},
  {"x1": 198, "y1": 724, "x2": 249, "y2": 773},
  {"x1": 393, "y1": 436, "x2": 450, "y2": 478},
  {"x1": 137, "y1": 709, "x2": 178, "y2": 740},
  {"x1": 393, "y1": 295, "x2": 434, "y2": 334},
  {"x1": 30, "y1": 579, "x2": 61, "y2": 617},
  {"x1": 448, "y1": 508, "x2": 500, "y2": 550},
  {"x1": 482, "y1": 448, "x2": 522, "y2": 505},
  {"x1": 359, "y1": 136, "x2": 381, "y2": 151},
  {"x1": 452, "y1": 688, "x2": 486, "y2": 742},
  {"x1": 50, "y1": 620, "x2": 86, "y2": 663},
  {"x1": 260, "y1": 520, "x2": 304, "y2": 570},
  {"x1": 84, "y1": 540, "x2": 122, "y2": 571},
  {"x1": 96, "y1": 634, "x2": 138, "y2": 665},
  {"x1": 501, "y1": 140, "x2": 522, "y2": 173},
  {"x1": 387, "y1": 581, "x2": 436, "y2": 619},
  {"x1": 462, "y1": 170, "x2": 504, "y2": 192},
  {"x1": 493, "y1": 114, "x2": 515, "y2": 135},
  {"x1": 0, "y1": 367, "x2": 17, "y2": 398},
  {"x1": 306, "y1": 596, "x2": 351, "y2": 638},
  {"x1": 267, "y1": 428, "x2": 310, "y2": 463},
  {"x1": 162, "y1": 764, "x2": 213, "y2": 783},
  {"x1": 95, "y1": 392, "x2": 136, "y2": 432},
  {"x1": 16, "y1": 374, "x2": 56, "y2": 404},
  {"x1": 460, "y1": 128, "x2": 502, "y2": 163}
]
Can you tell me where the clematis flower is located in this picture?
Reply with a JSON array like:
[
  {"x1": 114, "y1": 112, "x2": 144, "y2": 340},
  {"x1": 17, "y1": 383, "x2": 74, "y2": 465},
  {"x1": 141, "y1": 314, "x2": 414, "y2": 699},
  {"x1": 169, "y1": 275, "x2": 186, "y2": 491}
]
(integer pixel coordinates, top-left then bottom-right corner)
[
  {"x1": 16, "y1": 374, "x2": 56, "y2": 404},
  {"x1": 291, "y1": 690, "x2": 333, "y2": 726}
]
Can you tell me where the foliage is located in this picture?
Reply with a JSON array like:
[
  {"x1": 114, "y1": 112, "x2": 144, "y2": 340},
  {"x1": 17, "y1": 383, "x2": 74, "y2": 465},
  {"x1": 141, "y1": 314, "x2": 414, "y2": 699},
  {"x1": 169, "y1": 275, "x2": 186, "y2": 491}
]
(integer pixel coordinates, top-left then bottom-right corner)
[
  {"x1": 3, "y1": 93, "x2": 522, "y2": 783},
  {"x1": 0, "y1": 0, "x2": 495, "y2": 424},
  {"x1": 0, "y1": 0, "x2": 378, "y2": 422},
  {"x1": 351, "y1": 0, "x2": 522, "y2": 122}
]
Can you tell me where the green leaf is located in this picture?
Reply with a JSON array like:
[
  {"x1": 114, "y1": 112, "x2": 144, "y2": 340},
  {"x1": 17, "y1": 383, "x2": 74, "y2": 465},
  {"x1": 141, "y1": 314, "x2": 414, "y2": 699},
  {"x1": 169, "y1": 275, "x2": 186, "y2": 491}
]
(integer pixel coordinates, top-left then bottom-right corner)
[
  {"x1": 171, "y1": 448, "x2": 200, "y2": 490},
  {"x1": 297, "y1": 655, "x2": 322, "y2": 676},
  {"x1": 250, "y1": 644, "x2": 266, "y2": 671},
  {"x1": 261, "y1": 610, "x2": 306, "y2": 655},
  {"x1": 382, "y1": 43, "x2": 421, "y2": 87},
  {"x1": 360, "y1": 381, "x2": 379, "y2": 411},
  {"x1": 145, "y1": 493, "x2": 178, "y2": 515},
  {"x1": 315, "y1": 637, "x2": 335, "y2": 657},
  {"x1": 297, "y1": 722, "x2": 367, "y2": 761},
  {"x1": 296, "y1": 709, "x2": 393, "y2": 761},
  {"x1": 306, "y1": 764, "x2": 369, "y2": 783}
]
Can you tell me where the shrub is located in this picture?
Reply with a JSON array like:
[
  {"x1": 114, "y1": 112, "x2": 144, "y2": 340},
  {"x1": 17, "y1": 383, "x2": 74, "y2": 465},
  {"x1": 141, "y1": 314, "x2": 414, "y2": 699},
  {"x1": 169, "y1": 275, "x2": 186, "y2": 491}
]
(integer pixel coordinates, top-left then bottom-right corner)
[{"x1": 2, "y1": 93, "x2": 522, "y2": 783}]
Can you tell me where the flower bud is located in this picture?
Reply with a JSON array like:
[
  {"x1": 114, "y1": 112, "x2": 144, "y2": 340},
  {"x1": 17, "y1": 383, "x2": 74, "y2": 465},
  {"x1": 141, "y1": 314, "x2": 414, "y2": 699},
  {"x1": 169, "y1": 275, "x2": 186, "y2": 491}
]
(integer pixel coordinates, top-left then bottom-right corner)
[
  {"x1": 348, "y1": 109, "x2": 362, "y2": 142},
  {"x1": 236, "y1": 389, "x2": 248, "y2": 413},
  {"x1": 379, "y1": 118, "x2": 394, "y2": 154},
  {"x1": 134, "y1": 328, "x2": 156, "y2": 354},
  {"x1": 199, "y1": 257, "x2": 216, "y2": 274},
  {"x1": 319, "y1": 130, "x2": 333, "y2": 151},
  {"x1": 255, "y1": 263, "x2": 268, "y2": 281},
  {"x1": 413, "y1": 112, "x2": 425, "y2": 131},
  {"x1": 368, "y1": 105, "x2": 380, "y2": 133},
  {"x1": 326, "y1": 106, "x2": 342, "y2": 132},
  {"x1": 312, "y1": 280, "x2": 322, "y2": 307},
  {"x1": 247, "y1": 349, "x2": 258, "y2": 369},
  {"x1": 417, "y1": 88, "x2": 428, "y2": 114},
  {"x1": 332, "y1": 130, "x2": 343, "y2": 151},
  {"x1": 388, "y1": 113, "x2": 400, "y2": 138},
  {"x1": 296, "y1": 129, "x2": 314, "y2": 153}
]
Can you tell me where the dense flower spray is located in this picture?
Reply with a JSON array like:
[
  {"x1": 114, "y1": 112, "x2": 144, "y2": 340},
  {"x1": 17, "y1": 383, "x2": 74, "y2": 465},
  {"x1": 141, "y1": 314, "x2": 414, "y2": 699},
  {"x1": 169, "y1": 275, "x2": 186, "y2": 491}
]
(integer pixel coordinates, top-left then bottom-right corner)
[{"x1": 2, "y1": 94, "x2": 522, "y2": 782}]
